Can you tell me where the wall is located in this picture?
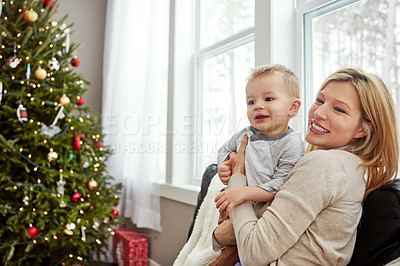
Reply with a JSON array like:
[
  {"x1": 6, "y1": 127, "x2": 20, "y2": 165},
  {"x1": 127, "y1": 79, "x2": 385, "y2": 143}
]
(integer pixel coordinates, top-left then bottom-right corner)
[
  {"x1": 130, "y1": 199, "x2": 196, "y2": 265},
  {"x1": 56, "y1": 1, "x2": 196, "y2": 265},
  {"x1": 55, "y1": 0, "x2": 106, "y2": 113}
]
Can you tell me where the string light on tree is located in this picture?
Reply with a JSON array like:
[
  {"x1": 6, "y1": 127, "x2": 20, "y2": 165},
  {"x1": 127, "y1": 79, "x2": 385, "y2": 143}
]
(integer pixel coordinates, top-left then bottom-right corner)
[{"x1": 22, "y1": 196, "x2": 30, "y2": 205}]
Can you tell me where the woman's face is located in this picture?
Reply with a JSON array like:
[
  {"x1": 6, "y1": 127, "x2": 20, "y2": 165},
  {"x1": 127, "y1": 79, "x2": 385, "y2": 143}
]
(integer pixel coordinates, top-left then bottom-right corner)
[{"x1": 305, "y1": 81, "x2": 366, "y2": 150}]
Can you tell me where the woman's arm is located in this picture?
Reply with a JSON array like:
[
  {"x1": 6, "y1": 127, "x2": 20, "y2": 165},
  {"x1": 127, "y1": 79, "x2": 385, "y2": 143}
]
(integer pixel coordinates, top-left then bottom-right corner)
[
  {"x1": 212, "y1": 218, "x2": 237, "y2": 250},
  {"x1": 230, "y1": 150, "x2": 363, "y2": 265},
  {"x1": 212, "y1": 136, "x2": 248, "y2": 247}
]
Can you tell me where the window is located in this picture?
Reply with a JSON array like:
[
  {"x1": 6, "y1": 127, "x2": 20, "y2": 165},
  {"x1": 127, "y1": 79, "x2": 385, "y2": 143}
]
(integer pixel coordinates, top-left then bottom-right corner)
[
  {"x1": 300, "y1": 0, "x2": 400, "y2": 129},
  {"x1": 164, "y1": 0, "x2": 296, "y2": 194},
  {"x1": 162, "y1": 0, "x2": 295, "y2": 203},
  {"x1": 195, "y1": 0, "x2": 255, "y2": 180}
]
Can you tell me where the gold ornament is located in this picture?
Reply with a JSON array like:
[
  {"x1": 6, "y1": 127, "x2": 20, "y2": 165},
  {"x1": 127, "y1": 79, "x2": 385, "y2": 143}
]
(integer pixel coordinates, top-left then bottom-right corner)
[
  {"x1": 59, "y1": 94, "x2": 70, "y2": 106},
  {"x1": 34, "y1": 67, "x2": 47, "y2": 80},
  {"x1": 25, "y1": 10, "x2": 38, "y2": 22},
  {"x1": 87, "y1": 178, "x2": 98, "y2": 190}
]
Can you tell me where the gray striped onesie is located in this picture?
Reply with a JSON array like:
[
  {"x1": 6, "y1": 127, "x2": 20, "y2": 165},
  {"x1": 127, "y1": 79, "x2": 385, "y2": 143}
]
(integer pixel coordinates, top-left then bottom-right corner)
[{"x1": 217, "y1": 126, "x2": 305, "y2": 193}]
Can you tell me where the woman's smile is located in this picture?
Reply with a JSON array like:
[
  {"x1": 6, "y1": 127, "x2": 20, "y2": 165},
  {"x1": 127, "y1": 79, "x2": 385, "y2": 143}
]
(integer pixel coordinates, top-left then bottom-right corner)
[{"x1": 309, "y1": 120, "x2": 329, "y2": 134}]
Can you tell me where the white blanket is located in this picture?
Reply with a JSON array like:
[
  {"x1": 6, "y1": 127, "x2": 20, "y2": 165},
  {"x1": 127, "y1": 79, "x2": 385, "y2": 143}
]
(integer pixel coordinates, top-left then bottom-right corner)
[{"x1": 173, "y1": 176, "x2": 224, "y2": 266}]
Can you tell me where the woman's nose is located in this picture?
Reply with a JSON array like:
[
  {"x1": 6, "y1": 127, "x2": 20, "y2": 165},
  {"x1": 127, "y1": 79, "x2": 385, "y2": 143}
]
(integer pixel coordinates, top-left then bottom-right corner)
[{"x1": 314, "y1": 105, "x2": 327, "y2": 120}]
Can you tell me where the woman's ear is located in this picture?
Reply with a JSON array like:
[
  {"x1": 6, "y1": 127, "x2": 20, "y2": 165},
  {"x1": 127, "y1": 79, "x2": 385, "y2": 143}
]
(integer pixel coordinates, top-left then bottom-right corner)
[
  {"x1": 289, "y1": 98, "x2": 301, "y2": 116},
  {"x1": 354, "y1": 121, "x2": 374, "y2": 139}
]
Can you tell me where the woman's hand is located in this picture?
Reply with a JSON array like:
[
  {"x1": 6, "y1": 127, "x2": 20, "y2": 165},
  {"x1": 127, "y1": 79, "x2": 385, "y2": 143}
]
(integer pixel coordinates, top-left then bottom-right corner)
[
  {"x1": 231, "y1": 135, "x2": 248, "y2": 175},
  {"x1": 213, "y1": 218, "x2": 237, "y2": 246}
]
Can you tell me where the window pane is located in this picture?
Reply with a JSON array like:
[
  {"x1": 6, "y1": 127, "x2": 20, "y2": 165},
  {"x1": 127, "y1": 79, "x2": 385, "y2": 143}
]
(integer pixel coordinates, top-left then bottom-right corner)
[
  {"x1": 196, "y1": 41, "x2": 254, "y2": 177},
  {"x1": 200, "y1": 0, "x2": 255, "y2": 48},
  {"x1": 310, "y1": 0, "x2": 400, "y2": 113}
]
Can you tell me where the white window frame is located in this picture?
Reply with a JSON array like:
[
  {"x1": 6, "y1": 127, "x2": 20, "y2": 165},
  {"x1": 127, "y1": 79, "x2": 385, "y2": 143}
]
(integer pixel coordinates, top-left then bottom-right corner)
[
  {"x1": 193, "y1": 4, "x2": 255, "y2": 183},
  {"x1": 161, "y1": 0, "x2": 297, "y2": 205},
  {"x1": 295, "y1": 0, "x2": 361, "y2": 132}
]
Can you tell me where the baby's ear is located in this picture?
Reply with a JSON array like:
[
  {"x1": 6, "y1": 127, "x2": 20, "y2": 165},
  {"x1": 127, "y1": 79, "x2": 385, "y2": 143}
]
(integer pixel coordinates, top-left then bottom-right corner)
[{"x1": 289, "y1": 98, "x2": 301, "y2": 116}]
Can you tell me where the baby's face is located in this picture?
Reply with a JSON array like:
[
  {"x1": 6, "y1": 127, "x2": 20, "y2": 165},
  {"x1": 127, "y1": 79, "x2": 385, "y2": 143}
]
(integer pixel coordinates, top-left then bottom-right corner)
[{"x1": 245, "y1": 74, "x2": 294, "y2": 137}]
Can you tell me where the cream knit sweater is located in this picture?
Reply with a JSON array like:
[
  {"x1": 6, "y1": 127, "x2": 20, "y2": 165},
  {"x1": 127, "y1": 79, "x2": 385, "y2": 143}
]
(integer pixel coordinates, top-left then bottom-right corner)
[{"x1": 229, "y1": 149, "x2": 366, "y2": 266}]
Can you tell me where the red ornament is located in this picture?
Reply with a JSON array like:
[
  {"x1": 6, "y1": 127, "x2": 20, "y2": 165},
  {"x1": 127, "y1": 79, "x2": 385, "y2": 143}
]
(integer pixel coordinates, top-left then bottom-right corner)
[
  {"x1": 111, "y1": 209, "x2": 119, "y2": 216},
  {"x1": 77, "y1": 97, "x2": 85, "y2": 106},
  {"x1": 20, "y1": 110, "x2": 28, "y2": 119},
  {"x1": 22, "y1": 7, "x2": 27, "y2": 20},
  {"x1": 27, "y1": 226, "x2": 38, "y2": 239},
  {"x1": 71, "y1": 57, "x2": 80, "y2": 67},
  {"x1": 94, "y1": 140, "x2": 103, "y2": 148},
  {"x1": 73, "y1": 133, "x2": 83, "y2": 150},
  {"x1": 71, "y1": 192, "x2": 82, "y2": 202},
  {"x1": 43, "y1": 0, "x2": 55, "y2": 8}
]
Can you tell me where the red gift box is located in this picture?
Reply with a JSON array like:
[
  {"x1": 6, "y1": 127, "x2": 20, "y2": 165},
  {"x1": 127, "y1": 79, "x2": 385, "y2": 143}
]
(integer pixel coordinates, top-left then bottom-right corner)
[{"x1": 113, "y1": 228, "x2": 148, "y2": 266}]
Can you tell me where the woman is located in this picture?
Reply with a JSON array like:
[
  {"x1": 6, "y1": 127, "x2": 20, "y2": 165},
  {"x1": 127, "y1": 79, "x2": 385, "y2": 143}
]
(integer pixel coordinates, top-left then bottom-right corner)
[{"x1": 213, "y1": 68, "x2": 399, "y2": 265}]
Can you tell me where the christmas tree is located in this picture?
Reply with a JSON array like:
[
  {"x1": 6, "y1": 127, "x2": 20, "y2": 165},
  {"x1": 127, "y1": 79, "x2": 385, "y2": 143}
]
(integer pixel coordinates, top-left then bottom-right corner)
[{"x1": 0, "y1": 0, "x2": 123, "y2": 264}]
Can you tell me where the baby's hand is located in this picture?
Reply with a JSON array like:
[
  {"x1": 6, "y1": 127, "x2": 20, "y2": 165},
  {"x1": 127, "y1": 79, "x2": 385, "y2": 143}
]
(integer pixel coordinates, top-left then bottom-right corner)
[
  {"x1": 218, "y1": 156, "x2": 234, "y2": 185},
  {"x1": 215, "y1": 187, "x2": 245, "y2": 216}
]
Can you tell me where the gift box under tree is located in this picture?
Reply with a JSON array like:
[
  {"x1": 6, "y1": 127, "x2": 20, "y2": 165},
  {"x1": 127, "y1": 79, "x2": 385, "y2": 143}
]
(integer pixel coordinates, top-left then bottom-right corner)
[{"x1": 113, "y1": 228, "x2": 149, "y2": 266}]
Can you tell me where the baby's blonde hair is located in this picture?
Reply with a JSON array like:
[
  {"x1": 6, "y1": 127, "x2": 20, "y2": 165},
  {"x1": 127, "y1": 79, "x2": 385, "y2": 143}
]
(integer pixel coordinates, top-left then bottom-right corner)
[
  {"x1": 248, "y1": 64, "x2": 300, "y2": 99},
  {"x1": 308, "y1": 68, "x2": 399, "y2": 198}
]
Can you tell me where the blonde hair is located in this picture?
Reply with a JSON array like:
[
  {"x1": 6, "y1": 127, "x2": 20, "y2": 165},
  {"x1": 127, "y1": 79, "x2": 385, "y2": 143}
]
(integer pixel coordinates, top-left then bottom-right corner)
[
  {"x1": 249, "y1": 64, "x2": 300, "y2": 98},
  {"x1": 308, "y1": 68, "x2": 399, "y2": 198}
]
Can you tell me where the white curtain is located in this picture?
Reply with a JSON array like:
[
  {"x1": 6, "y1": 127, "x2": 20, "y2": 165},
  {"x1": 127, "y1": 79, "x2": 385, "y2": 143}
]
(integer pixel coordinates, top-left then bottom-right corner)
[{"x1": 101, "y1": 0, "x2": 168, "y2": 232}]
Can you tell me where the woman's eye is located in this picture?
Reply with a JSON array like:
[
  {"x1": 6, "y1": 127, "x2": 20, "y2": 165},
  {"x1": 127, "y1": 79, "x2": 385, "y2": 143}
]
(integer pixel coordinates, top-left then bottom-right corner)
[
  {"x1": 247, "y1": 100, "x2": 255, "y2": 105},
  {"x1": 265, "y1": 97, "x2": 273, "y2": 101},
  {"x1": 315, "y1": 98, "x2": 323, "y2": 104},
  {"x1": 334, "y1": 107, "x2": 346, "y2": 114}
]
